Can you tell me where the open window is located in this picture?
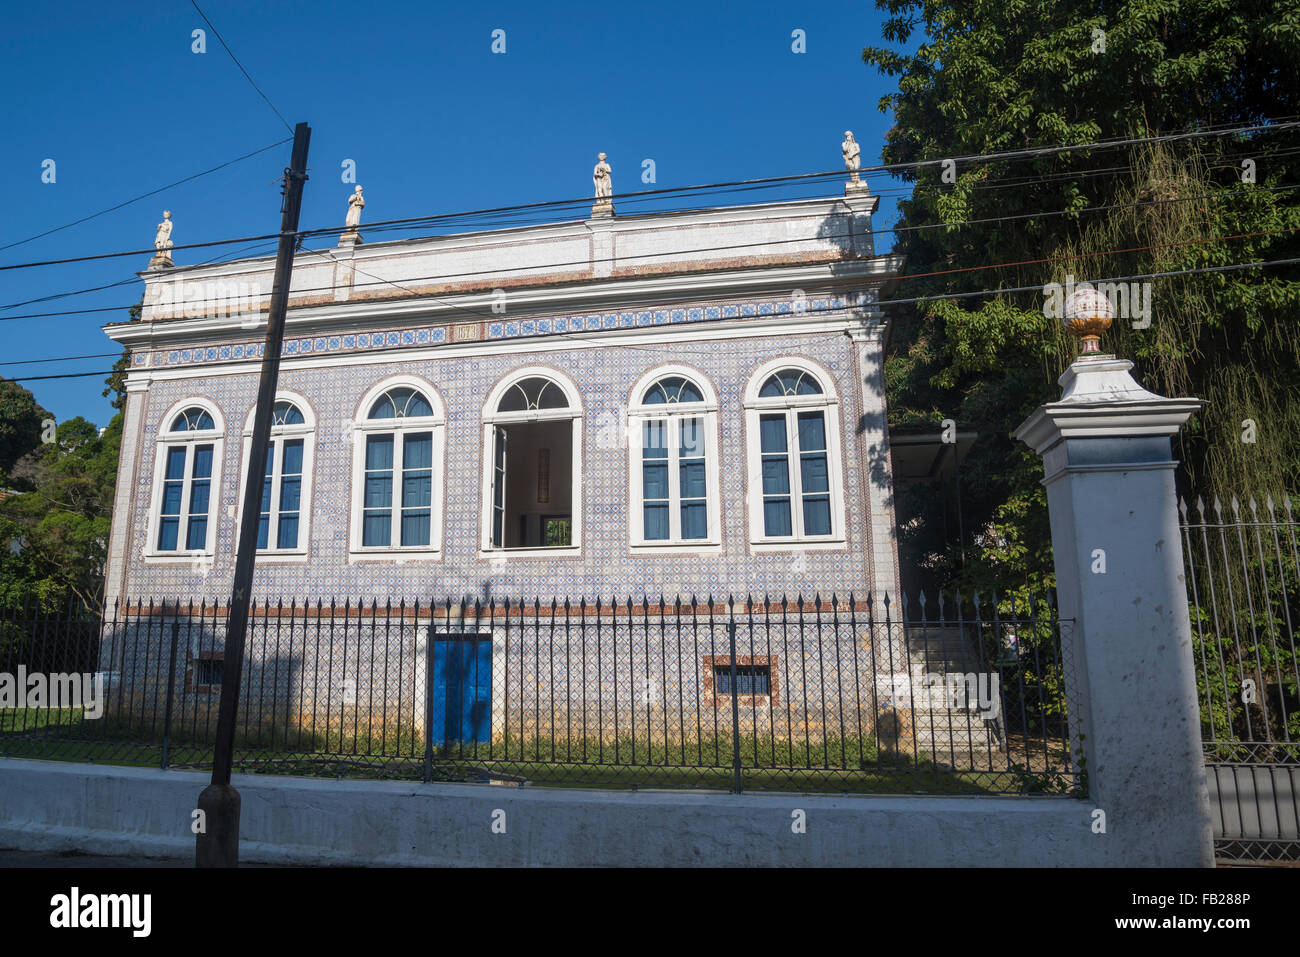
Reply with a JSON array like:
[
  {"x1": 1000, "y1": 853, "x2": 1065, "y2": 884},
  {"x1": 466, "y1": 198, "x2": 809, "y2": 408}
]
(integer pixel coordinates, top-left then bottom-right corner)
[{"x1": 482, "y1": 370, "x2": 582, "y2": 552}]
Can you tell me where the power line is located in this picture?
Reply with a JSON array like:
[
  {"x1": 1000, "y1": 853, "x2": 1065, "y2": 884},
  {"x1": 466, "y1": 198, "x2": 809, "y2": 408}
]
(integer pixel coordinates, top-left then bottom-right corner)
[
  {"x1": 117, "y1": 184, "x2": 1300, "y2": 321},
  {"x1": 190, "y1": 0, "x2": 293, "y2": 134},
  {"x1": 0, "y1": 352, "x2": 119, "y2": 368},
  {"x1": 3, "y1": 179, "x2": 1294, "y2": 324},
  {"x1": 0, "y1": 138, "x2": 292, "y2": 255},
  {"x1": 8, "y1": 253, "x2": 1298, "y2": 383},
  {"x1": 10, "y1": 232, "x2": 1298, "y2": 382},
  {"x1": 4, "y1": 117, "x2": 1297, "y2": 275}
]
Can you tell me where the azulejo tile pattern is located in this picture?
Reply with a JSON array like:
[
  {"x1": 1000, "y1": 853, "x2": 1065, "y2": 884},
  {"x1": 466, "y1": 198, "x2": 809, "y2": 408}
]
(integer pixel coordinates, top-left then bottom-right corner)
[
  {"x1": 139, "y1": 292, "x2": 872, "y2": 368},
  {"x1": 118, "y1": 330, "x2": 881, "y2": 603}
]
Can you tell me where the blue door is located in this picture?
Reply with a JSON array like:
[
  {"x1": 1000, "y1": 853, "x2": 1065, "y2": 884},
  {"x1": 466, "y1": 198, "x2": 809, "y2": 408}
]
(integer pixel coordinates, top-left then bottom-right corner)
[{"x1": 431, "y1": 636, "x2": 492, "y2": 745}]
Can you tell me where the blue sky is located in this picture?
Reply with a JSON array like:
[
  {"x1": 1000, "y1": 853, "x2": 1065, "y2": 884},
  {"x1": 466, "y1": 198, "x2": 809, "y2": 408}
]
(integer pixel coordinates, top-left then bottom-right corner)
[{"x1": 0, "y1": 0, "x2": 910, "y2": 428}]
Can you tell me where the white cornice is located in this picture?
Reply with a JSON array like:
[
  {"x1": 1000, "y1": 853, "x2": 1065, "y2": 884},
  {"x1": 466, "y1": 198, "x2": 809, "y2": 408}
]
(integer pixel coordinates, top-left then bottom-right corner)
[{"x1": 107, "y1": 258, "x2": 900, "y2": 348}]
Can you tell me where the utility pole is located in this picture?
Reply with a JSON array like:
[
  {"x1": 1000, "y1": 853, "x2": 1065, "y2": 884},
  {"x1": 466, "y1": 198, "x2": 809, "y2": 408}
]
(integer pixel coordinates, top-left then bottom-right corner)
[{"x1": 197, "y1": 121, "x2": 310, "y2": 868}]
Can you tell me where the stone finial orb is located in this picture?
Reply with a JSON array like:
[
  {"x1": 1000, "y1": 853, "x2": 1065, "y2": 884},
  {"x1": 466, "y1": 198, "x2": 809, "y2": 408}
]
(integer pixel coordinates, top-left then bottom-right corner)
[{"x1": 1063, "y1": 285, "x2": 1114, "y2": 354}]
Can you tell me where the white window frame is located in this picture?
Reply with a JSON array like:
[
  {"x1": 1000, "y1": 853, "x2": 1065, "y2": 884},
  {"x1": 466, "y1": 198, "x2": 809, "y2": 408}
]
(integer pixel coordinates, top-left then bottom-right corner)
[
  {"x1": 348, "y1": 376, "x2": 446, "y2": 561},
  {"x1": 144, "y1": 398, "x2": 225, "y2": 563},
  {"x1": 479, "y1": 367, "x2": 583, "y2": 557},
  {"x1": 235, "y1": 392, "x2": 316, "y2": 561},
  {"x1": 743, "y1": 358, "x2": 846, "y2": 550},
  {"x1": 627, "y1": 365, "x2": 721, "y2": 552}
]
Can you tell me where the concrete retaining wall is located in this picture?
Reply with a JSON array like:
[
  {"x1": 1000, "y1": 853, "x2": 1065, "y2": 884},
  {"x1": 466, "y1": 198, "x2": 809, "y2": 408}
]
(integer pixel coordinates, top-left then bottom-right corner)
[{"x1": 0, "y1": 757, "x2": 1185, "y2": 866}]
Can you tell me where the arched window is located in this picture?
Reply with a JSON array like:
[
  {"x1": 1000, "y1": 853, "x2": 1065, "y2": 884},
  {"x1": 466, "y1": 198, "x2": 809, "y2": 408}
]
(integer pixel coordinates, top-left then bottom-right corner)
[
  {"x1": 628, "y1": 368, "x2": 720, "y2": 547},
  {"x1": 238, "y1": 396, "x2": 315, "y2": 555},
  {"x1": 350, "y1": 379, "x2": 445, "y2": 555},
  {"x1": 481, "y1": 369, "x2": 582, "y2": 551},
  {"x1": 744, "y1": 361, "x2": 844, "y2": 544},
  {"x1": 149, "y1": 400, "x2": 224, "y2": 556}
]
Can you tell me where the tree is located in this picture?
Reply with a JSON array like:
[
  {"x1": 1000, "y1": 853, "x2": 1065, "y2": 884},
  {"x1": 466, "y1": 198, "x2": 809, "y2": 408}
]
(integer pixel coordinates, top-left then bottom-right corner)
[
  {"x1": 0, "y1": 415, "x2": 121, "y2": 610},
  {"x1": 0, "y1": 379, "x2": 48, "y2": 484},
  {"x1": 863, "y1": 0, "x2": 1300, "y2": 597}
]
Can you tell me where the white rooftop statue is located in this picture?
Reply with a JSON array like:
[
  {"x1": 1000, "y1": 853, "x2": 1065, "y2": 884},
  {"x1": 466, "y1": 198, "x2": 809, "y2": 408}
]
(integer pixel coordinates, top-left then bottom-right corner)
[
  {"x1": 591, "y1": 152, "x2": 614, "y2": 218},
  {"x1": 340, "y1": 185, "x2": 365, "y2": 247},
  {"x1": 345, "y1": 185, "x2": 365, "y2": 230},
  {"x1": 842, "y1": 131, "x2": 860, "y2": 178},
  {"x1": 843, "y1": 131, "x2": 868, "y2": 195},
  {"x1": 149, "y1": 210, "x2": 174, "y2": 268},
  {"x1": 593, "y1": 153, "x2": 612, "y2": 199}
]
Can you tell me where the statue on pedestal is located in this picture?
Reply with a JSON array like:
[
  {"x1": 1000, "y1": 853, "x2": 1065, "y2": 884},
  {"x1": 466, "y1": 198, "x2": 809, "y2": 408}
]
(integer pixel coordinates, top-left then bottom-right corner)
[
  {"x1": 593, "y1": 153, "x2": 612, "y2": 199},
  {"x1": 341, "y1": 185, "x2": 365, "y2": 246},
  {"x1": 592, "y1": 153, "x2": 614, "y2": 218},
  {"x1": 149, "y1": 211, "x2": 174, "y2": 268},
  {"x1": 842, "y1": 131, "x2": 868, "y2": 194}
]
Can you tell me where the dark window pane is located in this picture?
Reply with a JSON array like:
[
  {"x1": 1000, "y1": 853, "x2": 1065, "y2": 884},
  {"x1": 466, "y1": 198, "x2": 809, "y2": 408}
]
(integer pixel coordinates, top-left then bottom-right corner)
[
  {"x1": 401, "y1": 512, "x2": 430, "y2": 546},
  {"x1": 402, "y1": 473, "x2": 431, "y2": 509},
  {"x1": 715, "y1": 665, "x2": 772, "y2": 695},
  {"x1": 679, "y1": 460, "x2": 706, "y2": 498},
  {"x1": 642, "y1": 462, "x2": 668, "y2": 500},
  {"x1": 800, "y1": 453, "x2": 829, "y2": 494},
  {"x1": 763, "y1": 499, "x2": 792, "y2": 536},
  {"x1": 680, "y1": 501, "x2": 707, "y2": 539},
  {"x1": 164, "y1": 446, "x2": 186, "y2": 480},
  {"x1": 761, "y1": 456, "x2": 790, "y2": 495},
  {"x1": 643, "y1": 503, "x2": 669, "y2": 540},
  {"x1": 277, "y1": 514, "x2": 298, "y2": 549},
  {"x1": 759, "y1": 415, "x2": 787, "y2": 452},
  {"x1": 362, "y1": 513, "x2": 390, "y2": 547},
  {"x1": 365, "y1": 434, "x2": 393, "y2": 469},
  {"x1": 281, "y1": 438, "x2": 304, "y2": 474},
  {"x1": 368, "y1": 395, "x2": 396, "y2": 419},
  {"x1": 185, "y1": 516, "x2": 207, "y2": 550},
  {"x1": 803, "y1": 496, "x2": 832, "y2": 536},
  {"x1": 364, "y1": 475, "x2": 392, "y2": 509},
  {"x1": 278, "y1": 476, "x2": 301, "y2": 512},
  {"x1": 403, "y1": 433, "x2": 432, "y2": 469},
  {"x1": 188, "y1": 480, "x2": 210, "y2": 516},
  {"x1": 797, "y1": 411, "x2": 826, "y2": 451},
  {"x1": 192, "y1": 444, "x2": 213, "y2": 479},
  {"x1": 157, "y1": 517, "x2": 179, "y2": 551},
  {"x1": 161, "y1": 481, "x2": 183, "y2": 516}
]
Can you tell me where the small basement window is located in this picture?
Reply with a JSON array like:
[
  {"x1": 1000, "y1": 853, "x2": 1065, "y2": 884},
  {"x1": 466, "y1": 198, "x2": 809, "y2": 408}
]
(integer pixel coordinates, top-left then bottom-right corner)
[
  {"x1": 714, "y1": 664, "x2": 772, "y2": 696},
  {"x1": 188, "y1": 652, "x2": 224, "y2": 693}
]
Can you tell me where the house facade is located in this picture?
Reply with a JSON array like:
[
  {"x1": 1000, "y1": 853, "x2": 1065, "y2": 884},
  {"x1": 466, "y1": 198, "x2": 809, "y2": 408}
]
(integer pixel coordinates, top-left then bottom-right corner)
[
  {"x1": 96, "y1": 187, "x2": 931, "y2": 751},
  {"x1": 103, "y1": 191, "x2": 904, "y2": 607}
]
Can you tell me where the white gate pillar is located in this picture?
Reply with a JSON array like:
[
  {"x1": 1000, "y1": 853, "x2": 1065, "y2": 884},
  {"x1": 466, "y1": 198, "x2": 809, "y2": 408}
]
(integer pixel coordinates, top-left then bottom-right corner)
[{"x1": 1016, "y1": 350, "x2": 1213, "y2": 866}]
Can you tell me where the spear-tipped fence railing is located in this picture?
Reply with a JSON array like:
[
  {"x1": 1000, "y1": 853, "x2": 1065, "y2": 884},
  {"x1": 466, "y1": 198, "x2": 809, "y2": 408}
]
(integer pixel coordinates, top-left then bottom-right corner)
[
  {"x1": 1179, "y1": 493, "x2": 1300, "y2": 862},
  {"x1": 0, "y1": 591, "x2": 1072, "y2": 794}
]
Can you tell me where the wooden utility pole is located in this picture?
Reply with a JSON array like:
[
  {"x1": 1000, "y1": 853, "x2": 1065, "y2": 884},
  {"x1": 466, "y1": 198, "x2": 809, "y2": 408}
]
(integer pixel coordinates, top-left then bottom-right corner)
[{"x1": 197, "y1": 121, "x2": 310, "y2": 868}]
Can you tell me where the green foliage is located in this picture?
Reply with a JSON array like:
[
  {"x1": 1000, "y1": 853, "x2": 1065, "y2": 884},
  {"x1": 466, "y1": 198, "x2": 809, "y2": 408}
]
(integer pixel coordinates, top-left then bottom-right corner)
[
  {"x1": 863, "y1": 0, "x2": 1300, "y2": 594},
  {"x1": 0, "y1": 379, "x2": 48, "y2": 482},
  {"x1": 0, "y1": 414, "x2": 121, "y2": 610}
]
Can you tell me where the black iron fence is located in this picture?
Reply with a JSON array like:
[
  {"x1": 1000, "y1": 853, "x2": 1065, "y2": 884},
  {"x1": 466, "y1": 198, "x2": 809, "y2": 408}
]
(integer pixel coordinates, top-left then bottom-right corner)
[
  {"x1": 1180, "y1": 494, "x2": 1300, "y2": 862},
  {"x1": 0, "y1": 590, "x2": 1072, "y2": 794}
]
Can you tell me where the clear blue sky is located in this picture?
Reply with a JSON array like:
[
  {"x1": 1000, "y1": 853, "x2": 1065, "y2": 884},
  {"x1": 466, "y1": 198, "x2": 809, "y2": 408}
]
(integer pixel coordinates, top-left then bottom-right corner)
[{"x1": 0, "y1": 0, "x2": 910, "y2": 428}]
